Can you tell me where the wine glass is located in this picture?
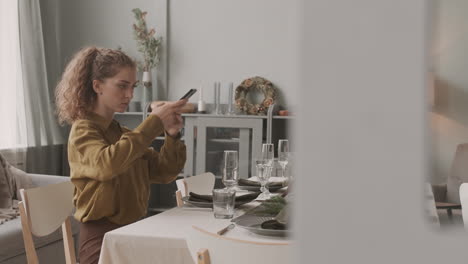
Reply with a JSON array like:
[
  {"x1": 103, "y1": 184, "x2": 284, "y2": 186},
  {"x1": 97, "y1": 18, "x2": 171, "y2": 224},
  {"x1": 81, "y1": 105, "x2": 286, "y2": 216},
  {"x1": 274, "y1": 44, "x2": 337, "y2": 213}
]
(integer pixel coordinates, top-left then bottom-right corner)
[
  {"x1": 256, "y1": 159, "x2": 272, "y2": 200},
  {"x1": 222, "y1": 150, "x2": 239, "y2": 189},
  {"x1": 278, "y1": 139, "x2": 290, "y2": 179},
  {"x1": 287, "y1": 152, "x2": 295, "y2": 187}
]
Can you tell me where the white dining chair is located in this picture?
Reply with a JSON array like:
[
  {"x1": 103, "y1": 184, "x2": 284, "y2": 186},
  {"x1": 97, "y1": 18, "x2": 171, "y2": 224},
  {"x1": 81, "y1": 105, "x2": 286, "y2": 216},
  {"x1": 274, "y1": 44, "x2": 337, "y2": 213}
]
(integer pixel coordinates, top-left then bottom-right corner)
[
  {"x1": 175, "y1": 172, "x2": 216, "y2": 207},
  {"x1": 459, "y1": 183, "x2": 468, "y2": 229},
  {"x1": 186, "y1": 225, "x2": 291, "y2": 264},
  {"x1": 19, "y1": 181, "x2": 77, "y2": 264}
]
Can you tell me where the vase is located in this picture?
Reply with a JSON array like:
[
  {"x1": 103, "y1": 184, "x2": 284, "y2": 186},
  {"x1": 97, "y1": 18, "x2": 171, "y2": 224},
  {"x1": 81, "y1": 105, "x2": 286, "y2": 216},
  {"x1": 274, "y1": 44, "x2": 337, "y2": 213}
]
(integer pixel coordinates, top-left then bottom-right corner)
[{"x1": 142, "y1": 71, "x2": 152, "y2": 105}]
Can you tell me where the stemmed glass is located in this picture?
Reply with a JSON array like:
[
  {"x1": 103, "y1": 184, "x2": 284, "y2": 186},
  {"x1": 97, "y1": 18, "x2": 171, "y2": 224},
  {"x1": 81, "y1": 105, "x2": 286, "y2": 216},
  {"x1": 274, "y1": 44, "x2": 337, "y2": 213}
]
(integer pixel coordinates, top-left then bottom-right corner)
[
  {"x1": 256, "y1": 159, "x2": 271, "y2": 200},
  {"x1": 222, "y1": 150, "x2": 239, "y2": 189},
  {"x1": 278, "y1": 139, "x2": 290, "y2": 179},
  {"x1": 261, "y1": 143, "x2": 274, "y2": 167},
  {"x1": 287, "y1": 152, "x2": 295, "y2": 186},
  {"x1": 258, "y1": 143, "x2": 274, "y2": 199}
]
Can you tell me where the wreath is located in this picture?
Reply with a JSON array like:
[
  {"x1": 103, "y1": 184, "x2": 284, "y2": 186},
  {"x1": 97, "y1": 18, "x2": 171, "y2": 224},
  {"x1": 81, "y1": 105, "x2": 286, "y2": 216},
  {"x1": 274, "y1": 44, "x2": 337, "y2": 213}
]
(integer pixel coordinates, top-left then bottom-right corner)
[{"x1": 235, "y1": 76, "x2": 277, "y2": 115}]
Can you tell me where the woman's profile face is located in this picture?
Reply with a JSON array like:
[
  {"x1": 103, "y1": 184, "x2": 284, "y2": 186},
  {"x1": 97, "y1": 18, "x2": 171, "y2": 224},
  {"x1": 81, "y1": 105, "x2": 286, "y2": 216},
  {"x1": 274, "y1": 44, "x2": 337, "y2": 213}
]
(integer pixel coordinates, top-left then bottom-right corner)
[{"x1": 95, "y1": 66, "x2": 138, "y2": 113}]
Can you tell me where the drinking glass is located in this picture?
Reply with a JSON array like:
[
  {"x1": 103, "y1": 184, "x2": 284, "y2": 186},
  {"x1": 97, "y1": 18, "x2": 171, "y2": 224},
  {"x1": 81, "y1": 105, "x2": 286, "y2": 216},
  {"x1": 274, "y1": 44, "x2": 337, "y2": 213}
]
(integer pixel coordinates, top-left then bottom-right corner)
[
  {"x1": 278, "y1": 139, "x2": 290, "y2": 179},
  {"x1": 287, "y1": 152, "x2": 295, "y2": 186},
  {"x1": 259, "y1": 143, "x2": 274, "y2": 197},
  {"x1": 256, "y1": 159, "x2": 272, "y2": 199},
  {"x1": 212, "y1": 188, "x2": 236, "y2": 219},
  {"x1": 261, "y1": 143, "x2": 274, "y2": 167},
  {"x1": 222, "y1": 150, "x2": 239, "y2": 189}
]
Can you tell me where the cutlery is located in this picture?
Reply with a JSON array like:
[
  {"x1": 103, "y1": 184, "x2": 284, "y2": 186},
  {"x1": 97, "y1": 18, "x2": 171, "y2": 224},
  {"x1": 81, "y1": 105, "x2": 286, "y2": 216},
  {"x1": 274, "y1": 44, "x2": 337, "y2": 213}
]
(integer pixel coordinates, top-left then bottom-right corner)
[{"x1": 217, "y1": 223, "x2": 235, "y2": 235}]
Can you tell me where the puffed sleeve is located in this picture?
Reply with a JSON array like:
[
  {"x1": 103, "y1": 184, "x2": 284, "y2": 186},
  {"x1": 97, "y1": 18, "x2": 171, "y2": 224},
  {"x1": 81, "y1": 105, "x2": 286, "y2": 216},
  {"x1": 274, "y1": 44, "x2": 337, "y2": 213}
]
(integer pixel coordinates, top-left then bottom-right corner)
[{"x1": 145, "y1": 133, "x2": 186, "y2": 184}]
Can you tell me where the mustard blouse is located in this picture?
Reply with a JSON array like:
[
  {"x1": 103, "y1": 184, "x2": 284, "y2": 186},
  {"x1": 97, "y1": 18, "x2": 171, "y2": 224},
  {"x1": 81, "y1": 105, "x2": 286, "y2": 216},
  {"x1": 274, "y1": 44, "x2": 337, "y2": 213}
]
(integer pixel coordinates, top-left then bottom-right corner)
[{"x1": 68, "y1": 112, "x2": 186, "y2": 225}]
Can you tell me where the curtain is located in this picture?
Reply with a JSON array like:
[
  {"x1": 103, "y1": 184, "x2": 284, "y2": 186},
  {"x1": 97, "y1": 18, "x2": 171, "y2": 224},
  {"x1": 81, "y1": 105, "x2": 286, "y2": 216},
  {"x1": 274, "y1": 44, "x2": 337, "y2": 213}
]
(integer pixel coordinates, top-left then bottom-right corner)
[
  {"x1": 16, "y1": 0, "x2": 68, "y2": 175},
  {"x1": 0, "y1": 0, "x2": 24, "y2": 149},
  {"x1": 0, "y1": 0, "x2": 28, "y2": 171}
]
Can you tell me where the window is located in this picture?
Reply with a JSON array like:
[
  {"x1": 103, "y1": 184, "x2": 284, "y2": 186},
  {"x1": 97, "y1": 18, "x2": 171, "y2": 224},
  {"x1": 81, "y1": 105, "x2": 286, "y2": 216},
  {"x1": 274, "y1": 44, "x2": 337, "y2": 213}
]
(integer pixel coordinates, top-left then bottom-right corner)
[{"x1": 0, "y1": 0, "x2": 26, "y2": 150}]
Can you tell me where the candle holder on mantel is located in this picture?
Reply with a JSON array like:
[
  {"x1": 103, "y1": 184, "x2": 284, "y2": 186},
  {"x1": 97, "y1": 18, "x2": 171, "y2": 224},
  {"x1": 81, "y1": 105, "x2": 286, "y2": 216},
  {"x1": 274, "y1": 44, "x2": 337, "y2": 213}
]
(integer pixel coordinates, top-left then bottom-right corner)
[
  {"x1": 142, "y1": 71, "x2": 152, "y2": 104},
  {"x1": 227, "y1": 82, "x2": 235, "y2": 115},
  {"x1": 197, "y1": 85, "x2": 207, "y2": 113}
]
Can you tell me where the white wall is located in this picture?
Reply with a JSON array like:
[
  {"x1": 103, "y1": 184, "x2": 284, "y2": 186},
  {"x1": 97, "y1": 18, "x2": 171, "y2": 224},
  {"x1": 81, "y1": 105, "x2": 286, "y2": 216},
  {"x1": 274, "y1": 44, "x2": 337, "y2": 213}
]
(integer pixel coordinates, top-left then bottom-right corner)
[
  {"x1": 430, "y1": 0, "x2": 468, "y2": 183},
  {"x1": 40, "y1": 0, "x2": 168, "y2": 101},
  {"x1": 41, "y1": 0, "x2": 300, "y2": 110},
  {"x1": 167, "y1": 0, "x2": 300, "y2": 108}
]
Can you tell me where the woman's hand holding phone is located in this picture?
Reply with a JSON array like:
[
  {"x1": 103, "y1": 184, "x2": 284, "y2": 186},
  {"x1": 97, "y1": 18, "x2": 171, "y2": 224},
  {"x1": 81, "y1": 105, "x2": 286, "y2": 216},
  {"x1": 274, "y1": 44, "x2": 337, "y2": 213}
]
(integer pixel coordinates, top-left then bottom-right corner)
[{"x1": 150, "y1": 99, "x2": 187, "y2": 137}]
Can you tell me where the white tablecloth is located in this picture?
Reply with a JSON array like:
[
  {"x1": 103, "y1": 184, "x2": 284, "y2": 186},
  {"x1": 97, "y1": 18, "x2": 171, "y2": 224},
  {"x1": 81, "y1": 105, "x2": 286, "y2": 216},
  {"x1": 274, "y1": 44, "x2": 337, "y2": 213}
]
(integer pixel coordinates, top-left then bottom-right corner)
[{"x1": 98, "y1": 204, "x2": 290, "y2": 264}]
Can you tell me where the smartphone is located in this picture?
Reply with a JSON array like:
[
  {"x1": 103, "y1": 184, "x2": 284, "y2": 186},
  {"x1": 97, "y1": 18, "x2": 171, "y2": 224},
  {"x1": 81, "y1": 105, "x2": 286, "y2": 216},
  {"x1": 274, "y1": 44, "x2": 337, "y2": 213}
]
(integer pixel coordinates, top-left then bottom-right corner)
[{"x1": 180, "y1": 88, "x2": 197, "y2": 100}]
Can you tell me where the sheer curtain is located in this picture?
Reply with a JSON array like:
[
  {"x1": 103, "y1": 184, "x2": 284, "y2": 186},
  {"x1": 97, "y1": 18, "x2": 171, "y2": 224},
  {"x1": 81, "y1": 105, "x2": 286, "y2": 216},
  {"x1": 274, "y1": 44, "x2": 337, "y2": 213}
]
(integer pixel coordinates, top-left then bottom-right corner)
[
  {"x1": 18, "y1": 0, "x2": 67, "y2": 175},
  {"x1": 0, "y1": 0, "x2": 67, "y2": 175},
  {"x1": 0, "y1": 0, "x2": 27, "y2": 167},
  {"x1": 18, "y1": 0, "x2": 63, "y2": 147}
]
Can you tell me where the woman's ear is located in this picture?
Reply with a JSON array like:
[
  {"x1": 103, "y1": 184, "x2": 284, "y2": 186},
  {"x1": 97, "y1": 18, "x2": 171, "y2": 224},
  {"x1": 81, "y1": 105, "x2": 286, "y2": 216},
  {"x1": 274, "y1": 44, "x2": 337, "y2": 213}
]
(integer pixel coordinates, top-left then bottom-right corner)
[{"x1": 92, "y1": 80, "x2": 102, "y2": 95}]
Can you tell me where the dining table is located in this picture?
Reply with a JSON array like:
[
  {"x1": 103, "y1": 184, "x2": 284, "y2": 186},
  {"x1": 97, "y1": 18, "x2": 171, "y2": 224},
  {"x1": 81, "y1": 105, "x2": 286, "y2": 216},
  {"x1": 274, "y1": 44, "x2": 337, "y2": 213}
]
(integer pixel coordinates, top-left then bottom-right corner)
[{"x1": 98, "y1": 199, "x2": 291, "y2": 264}]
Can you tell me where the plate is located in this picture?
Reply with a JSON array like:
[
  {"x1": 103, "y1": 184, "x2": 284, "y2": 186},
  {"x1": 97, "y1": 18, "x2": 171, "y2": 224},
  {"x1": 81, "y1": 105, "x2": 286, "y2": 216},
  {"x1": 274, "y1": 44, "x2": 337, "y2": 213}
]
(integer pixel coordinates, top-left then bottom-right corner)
[
  {"x1": 235, "y1": 216, "x2": 290, "y2": 237},
  {"x1": 181, "y1": 196, "x2": 254, "y2": 208}
]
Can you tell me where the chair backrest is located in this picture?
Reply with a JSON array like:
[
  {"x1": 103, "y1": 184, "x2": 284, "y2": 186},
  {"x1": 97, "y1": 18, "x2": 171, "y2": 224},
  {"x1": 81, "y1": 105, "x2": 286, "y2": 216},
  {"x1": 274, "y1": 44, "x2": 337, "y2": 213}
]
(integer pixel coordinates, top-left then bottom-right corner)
[
  {"x1": 186, "y1": 226, "x2": 291, "y2": 264},
  {"x1": 447, "y1": 144, "x2": 468, "y2": 204},
  {"x1": 19, "y1": 181, "x2": 76, "y2": 264},
  {"x1": 177, "y1": 172, "x2": 216, "y2": 196},
  {"x1": 460, "y1": 183, "x2": 468, "y2": 229},
  {"x1": 175, "y1": 190, "x2": 184, "y2": 207},
  {"x1": 175, "y1": 173, "x2": 215, "y2": 207},
  {"x1": 176, "y1": 178, "x2": 188, "y2": 197}
]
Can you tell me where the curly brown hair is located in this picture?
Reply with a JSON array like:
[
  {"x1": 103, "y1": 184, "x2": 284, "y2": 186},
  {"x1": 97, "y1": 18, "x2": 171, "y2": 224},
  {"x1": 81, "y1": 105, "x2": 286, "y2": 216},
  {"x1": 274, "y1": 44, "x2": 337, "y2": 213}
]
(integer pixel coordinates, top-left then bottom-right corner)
[{"x1": 55, "y1": 46, "x2": 136, "y2": 125}]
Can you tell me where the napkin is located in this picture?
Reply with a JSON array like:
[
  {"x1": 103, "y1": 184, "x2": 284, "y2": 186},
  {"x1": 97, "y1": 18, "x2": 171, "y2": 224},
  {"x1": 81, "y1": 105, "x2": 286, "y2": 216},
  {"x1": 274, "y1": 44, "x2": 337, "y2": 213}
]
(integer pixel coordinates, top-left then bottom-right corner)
[
  {"x1": 188, "y1": 191, "x2": 260, "y2": 203},
  {"x1": 238, "y1": 178, "x2": 283, "y2": 187},
  {"x1": 261, "y1": 206, "x2": 289, "y2": 230},
  {"x1": 261, "y1": 219, "x2": 286, "y2": 230}
]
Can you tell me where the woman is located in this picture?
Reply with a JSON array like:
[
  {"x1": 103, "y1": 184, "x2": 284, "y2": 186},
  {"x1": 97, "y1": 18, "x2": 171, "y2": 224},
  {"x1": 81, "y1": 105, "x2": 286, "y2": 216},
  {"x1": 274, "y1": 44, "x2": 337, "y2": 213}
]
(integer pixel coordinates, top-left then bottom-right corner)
[{"x1": 55, "y1": 46, "x2": 186, "y2": 264}]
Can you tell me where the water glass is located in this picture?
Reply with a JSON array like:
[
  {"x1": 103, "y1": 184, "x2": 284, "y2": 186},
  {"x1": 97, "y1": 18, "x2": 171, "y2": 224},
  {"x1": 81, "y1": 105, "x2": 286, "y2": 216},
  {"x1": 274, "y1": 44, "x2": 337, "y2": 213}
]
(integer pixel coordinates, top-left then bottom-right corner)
[
  {"x1": 212, "y1": 188, "x2": 236, "y2": 219},
  {"x1": 223, "y1": 150, "x2": 239, "y2": 189},
  {"x1": 278, "y1": 139, "x2": 290, "y2": 178}
]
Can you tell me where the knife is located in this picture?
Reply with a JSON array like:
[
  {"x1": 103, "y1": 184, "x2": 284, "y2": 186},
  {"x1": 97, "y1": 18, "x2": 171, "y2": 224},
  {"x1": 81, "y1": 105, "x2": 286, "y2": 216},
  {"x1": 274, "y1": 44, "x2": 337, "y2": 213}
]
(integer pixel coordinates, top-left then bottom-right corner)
[{"x1": 217, "y1": 223, "x2": 235, "y2": 235}]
